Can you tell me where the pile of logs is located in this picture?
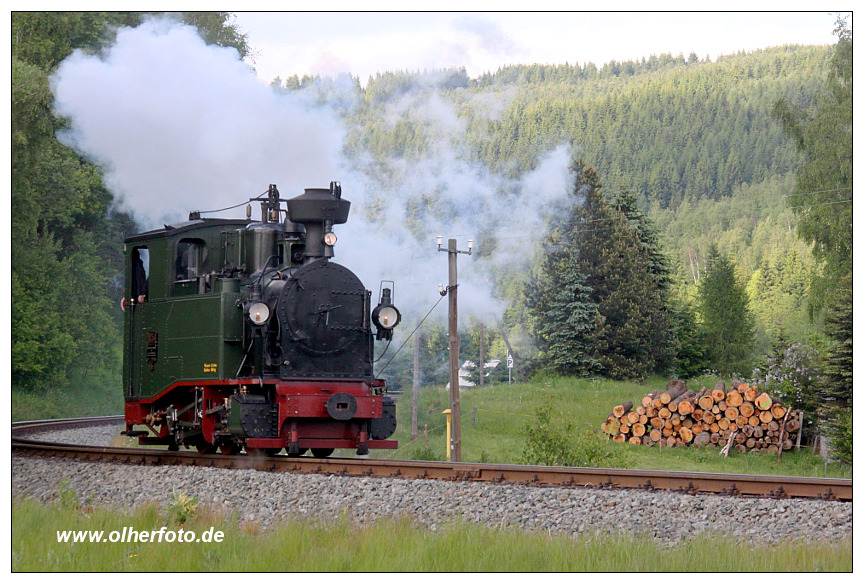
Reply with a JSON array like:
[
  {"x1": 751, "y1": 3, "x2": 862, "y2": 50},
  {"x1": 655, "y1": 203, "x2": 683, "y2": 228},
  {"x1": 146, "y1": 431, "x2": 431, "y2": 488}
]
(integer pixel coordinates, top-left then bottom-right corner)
[{"x1": 601, "y1": 380, "x2": 801, "y2": 454}]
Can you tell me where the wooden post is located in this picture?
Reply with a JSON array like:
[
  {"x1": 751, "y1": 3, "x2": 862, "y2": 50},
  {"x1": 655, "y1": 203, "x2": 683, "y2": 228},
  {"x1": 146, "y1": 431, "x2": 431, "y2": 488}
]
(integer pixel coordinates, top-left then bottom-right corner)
[
  {"x1": 472, "y1": 406, "x2": 477, "y2": 427},
  {"x1": 443, "y1": 409, "x2": 452, "y2": 461},
  {"x1": 795, "y1": 411, "x2": 803, "y2": 450},
  {"x1": 720, "y1": 431, "x2": 737, "y2": 458},
  {"x1": 478, "y1": 323, "x2": 485, "y2": 387},
  {"x1": 776, "y1": 407, "x2": 792, "y2": 462},
  {"x1": 412, "y1": 326, "x2": 420, "y2": 440}
]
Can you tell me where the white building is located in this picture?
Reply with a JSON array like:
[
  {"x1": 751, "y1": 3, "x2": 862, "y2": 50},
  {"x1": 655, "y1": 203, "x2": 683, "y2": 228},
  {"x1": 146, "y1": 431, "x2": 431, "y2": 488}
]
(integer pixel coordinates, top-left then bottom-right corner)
[{"x1": 445, "y1": 359, "x2": 501, "y2": 390}]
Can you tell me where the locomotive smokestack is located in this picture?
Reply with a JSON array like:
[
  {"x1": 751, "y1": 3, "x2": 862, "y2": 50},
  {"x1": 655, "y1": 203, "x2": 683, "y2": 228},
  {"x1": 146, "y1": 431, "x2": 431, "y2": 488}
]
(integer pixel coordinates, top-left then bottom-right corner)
[{"x1": 285, "y1": 183, "x2": 350, "y2": 263}]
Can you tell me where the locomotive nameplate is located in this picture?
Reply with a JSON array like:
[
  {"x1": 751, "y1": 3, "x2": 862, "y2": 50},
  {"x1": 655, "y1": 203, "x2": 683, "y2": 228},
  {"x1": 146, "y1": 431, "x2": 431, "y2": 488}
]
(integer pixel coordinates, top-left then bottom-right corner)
[{"x1": 146, "y1": 331, "x2": 158, "y2": 371}]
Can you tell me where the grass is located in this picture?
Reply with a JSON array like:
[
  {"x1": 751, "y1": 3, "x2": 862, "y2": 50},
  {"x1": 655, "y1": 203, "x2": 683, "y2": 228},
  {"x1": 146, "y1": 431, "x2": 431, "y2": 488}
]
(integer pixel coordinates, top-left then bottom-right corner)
[
  {"x1": 13, "y1": 371, "x2": 850, "y2": 479},
  {"x1": 382, "y1": 374, "x2": 852, "y2": 479},
  {"x1": 12, "y1": 498, "x2": 851, "y2": 572},
  {"x1": 12, "y1": 374, "x2": 123, "y2": 422}
]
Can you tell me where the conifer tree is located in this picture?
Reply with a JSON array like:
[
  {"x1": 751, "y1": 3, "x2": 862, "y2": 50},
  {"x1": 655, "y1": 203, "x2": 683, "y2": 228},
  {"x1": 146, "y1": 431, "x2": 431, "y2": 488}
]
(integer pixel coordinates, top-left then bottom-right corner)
[
  {"x1": 667, "y1": 300, "x2": 707, "y2": 378},
  {"x1": 606, "y1": 188, "x2": 675, "y2": 372},
  {"x1": 532, "y1": 163, "x2": 673, "y2": 380},
  {"x1": 697, "y1": 244, "x2": 755, "y2": 375},
  {"x1": 527, "y1": 164, "x2": 599, "y2": 373},
  {"x1": 578, "y1": 202, "x2": 671, "y2": 379},
  {"x1": 819, "y1": 276, "x2": 852, "y2": 461},
  {"x1": 538, "y1": 249, "x2": 603, "y2": 376}
]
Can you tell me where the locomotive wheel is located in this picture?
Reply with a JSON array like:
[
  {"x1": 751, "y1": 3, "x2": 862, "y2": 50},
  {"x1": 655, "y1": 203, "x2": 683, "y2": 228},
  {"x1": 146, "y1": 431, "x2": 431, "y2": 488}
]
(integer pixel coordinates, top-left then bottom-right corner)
[
  {"x1": 196, "y1": 441, "x2": 217, "y2": 454},
  {"x1": 219, "y1": 443, "x2": 241, "y2": 455},
  {"x1": 311, "y1": 448, "x2": 334, "y2": 458},
  {"x1": 286, "y1": 448, "x2": 309, "y2": 457}
]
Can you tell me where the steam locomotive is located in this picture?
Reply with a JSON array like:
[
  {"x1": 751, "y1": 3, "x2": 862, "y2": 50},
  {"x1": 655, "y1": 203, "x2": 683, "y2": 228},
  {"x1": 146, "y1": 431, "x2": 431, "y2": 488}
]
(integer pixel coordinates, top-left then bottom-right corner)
[{"x1": 122, "y1": 183, "x2": 401, "y2": 457}]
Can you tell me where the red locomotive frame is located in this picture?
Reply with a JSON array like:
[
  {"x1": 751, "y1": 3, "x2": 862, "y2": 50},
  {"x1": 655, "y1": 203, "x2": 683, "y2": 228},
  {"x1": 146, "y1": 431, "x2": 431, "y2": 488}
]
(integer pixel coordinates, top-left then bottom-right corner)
[{"x1": 124, "y1": 379, "x2": 397, "y2": 454}]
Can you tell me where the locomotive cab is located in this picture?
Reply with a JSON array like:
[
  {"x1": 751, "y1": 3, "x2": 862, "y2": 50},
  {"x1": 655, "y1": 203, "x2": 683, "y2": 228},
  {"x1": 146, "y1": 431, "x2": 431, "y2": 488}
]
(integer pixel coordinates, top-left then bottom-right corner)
[{"x1": 122, "y1": 183, "x2": 400, "y2": 457}]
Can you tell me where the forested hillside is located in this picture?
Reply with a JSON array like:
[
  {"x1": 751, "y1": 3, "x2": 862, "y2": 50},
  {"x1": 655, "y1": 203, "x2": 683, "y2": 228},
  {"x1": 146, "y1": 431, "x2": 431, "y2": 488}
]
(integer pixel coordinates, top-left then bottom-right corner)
[
  {"x1": 337, "y1": 46, "x2": 828, "y2": 204},
  {"x1": 11, "y1": 13, "x2": 850, "y2": 460},
  {"x1": 313, "y1": 43, "x2": 830, "y2": 357}
]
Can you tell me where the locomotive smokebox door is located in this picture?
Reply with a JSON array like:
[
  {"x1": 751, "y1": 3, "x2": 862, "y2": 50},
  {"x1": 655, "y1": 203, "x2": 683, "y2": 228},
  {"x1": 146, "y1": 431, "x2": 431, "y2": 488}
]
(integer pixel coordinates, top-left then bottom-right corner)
[{"x1": 326, "y1": 392, "x2": 358, "y2": 420}]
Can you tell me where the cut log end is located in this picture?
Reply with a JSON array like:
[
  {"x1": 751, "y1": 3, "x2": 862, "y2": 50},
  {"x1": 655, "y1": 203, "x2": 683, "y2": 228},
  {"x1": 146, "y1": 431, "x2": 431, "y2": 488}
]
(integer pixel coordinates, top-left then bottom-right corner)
[
  {"x1": 613, "y1": 400, "x2": 634, "y2": 418},
  {"x1": 609, "y1": 380, "x2": 793, "y2": 455}
]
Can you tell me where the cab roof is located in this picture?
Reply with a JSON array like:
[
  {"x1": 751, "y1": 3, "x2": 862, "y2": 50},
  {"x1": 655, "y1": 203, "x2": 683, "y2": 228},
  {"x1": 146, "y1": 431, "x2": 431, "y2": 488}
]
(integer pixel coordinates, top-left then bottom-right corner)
[{"x1": 124, "y1": 218, "x2": 252, "y2": 244}]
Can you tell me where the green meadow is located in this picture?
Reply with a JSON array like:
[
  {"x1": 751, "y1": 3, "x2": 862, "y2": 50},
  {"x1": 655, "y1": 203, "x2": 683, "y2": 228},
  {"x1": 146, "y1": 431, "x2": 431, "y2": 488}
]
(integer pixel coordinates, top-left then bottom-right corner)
[{"x1": 380, "y1": 375, "x2": 851, "y2": 479}]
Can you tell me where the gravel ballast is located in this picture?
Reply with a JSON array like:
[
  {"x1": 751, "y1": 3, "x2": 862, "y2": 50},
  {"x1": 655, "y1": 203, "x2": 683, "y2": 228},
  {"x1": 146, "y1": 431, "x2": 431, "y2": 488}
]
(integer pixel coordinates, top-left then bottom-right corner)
[
  {"x1": 22, "y1": 424, "x2": 125, "y2": 447},
  {"x1": 13, "y1": 448, "x2": 851, "y2": 544},
  {"x1": 15, "y1": 425, "x2": 852, "y2": 544}
]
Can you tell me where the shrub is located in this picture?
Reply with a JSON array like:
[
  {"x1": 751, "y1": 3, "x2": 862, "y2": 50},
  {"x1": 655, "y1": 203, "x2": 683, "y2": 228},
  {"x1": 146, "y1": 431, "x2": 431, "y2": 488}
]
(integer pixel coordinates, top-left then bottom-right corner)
[
  {"x1": 520, "y1": 403, "x2": 629, "y2": 468},
  {"x1": 752, "y1": 340, "x2": 823, "y2": 417},
  {"x1": 167, "y1": 489, "x2": 199, "y2": 525},
  {"x1": 827, "y1": 408, "x2": 852, "y2": 464},
  {"x1": 56, "y1": 478, "x2": 78, "y2": 510},
  {"x1": 407, "y1": 445, "x2": 443, "y2": 461}
]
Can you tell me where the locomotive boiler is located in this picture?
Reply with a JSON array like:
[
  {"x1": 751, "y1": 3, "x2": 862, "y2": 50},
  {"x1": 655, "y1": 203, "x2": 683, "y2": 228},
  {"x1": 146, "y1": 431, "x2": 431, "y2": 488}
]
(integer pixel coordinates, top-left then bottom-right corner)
[{"x1": 122, "y1": 182, "x2": 401, "y2": 457}]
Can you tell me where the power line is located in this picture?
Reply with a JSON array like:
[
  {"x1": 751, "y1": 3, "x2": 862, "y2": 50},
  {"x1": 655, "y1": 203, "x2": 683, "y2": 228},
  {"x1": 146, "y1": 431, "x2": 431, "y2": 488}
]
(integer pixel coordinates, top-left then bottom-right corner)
[
  {"x1": 375, "y1": 292, "x2": 447, "y2": 378},
  {"x1": 788, "y1": 198, "x2": 853, "y2": 211}
]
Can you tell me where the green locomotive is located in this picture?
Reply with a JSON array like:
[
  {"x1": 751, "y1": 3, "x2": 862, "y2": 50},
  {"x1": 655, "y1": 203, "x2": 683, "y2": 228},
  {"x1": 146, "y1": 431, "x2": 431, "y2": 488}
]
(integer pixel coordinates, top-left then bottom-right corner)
[{"x1": 122, "y1": 183, "x2": 400, "y2": 456}]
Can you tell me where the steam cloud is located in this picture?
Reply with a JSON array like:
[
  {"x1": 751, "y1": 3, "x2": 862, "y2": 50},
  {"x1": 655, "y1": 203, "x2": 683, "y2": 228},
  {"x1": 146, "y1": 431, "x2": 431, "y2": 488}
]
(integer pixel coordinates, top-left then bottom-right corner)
[
  {"x1": 52, "y1": 18, "x2": 346, "y2": 226},
  {"x1": 50, "y1": 17, "x2": 574, "y2": 327}
]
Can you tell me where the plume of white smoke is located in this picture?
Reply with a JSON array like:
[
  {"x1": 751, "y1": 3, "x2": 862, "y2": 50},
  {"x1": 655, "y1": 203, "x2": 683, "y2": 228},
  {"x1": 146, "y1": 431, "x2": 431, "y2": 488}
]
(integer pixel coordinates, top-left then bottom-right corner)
[
  {"x1": 50, "y1": 17, "x2": 575, "y2": 329},
  {"x1": 51, "y1": 17, "x2": 346, "y2": 228}
]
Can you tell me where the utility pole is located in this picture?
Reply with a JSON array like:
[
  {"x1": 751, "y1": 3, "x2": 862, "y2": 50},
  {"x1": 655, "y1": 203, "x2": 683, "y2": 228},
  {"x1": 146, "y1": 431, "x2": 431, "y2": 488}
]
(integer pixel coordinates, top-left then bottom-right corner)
[
  {"x1": 412, "y1": 326, "x2": 420, "y2": 440},
  {"x1": 438, "y1": 236, "x2": 472, "y2": 463},
  {"x1": 478, "y1": 323, "x2": 485, "y2": 387}
]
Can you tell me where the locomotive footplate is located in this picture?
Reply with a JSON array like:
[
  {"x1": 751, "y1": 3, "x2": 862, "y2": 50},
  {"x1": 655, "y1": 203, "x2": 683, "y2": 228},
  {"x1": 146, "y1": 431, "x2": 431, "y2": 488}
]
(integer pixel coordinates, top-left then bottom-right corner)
[
  {"x1": 276, "y1": 383, "x2": 381, "y2": 420},
  {"x1": 245, "y1": 438, "x2": 397, "y2": 450}
]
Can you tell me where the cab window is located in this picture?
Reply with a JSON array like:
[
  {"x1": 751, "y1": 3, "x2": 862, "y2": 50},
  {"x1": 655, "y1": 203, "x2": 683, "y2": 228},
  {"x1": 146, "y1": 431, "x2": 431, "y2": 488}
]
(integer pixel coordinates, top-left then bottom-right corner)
[
  {"x1": 131, "y1": 246, "x2": 149, "y2": 301},
  {"x1": 175, "y1": 239, "x2": 206, "y2": 281}
]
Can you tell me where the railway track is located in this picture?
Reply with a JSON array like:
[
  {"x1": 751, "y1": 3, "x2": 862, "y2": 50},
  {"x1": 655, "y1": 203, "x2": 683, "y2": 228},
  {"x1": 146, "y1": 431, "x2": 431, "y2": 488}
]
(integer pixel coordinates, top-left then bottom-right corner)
[{"x1": 13, "y1": 416, "x2": 851, "y2": 501}]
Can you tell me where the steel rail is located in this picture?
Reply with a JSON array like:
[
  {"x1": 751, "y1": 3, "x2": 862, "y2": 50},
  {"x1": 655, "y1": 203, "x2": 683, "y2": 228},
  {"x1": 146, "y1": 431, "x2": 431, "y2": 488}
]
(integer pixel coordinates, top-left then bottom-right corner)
[{"x1": 13, "y1": 416, "x2": 851, "y2": 502}]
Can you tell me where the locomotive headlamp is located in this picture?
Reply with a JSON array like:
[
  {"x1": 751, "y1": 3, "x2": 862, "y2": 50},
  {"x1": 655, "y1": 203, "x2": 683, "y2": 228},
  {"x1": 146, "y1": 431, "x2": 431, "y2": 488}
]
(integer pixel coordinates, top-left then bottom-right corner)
[
  {"x1": 247, "y1": 301, "x2": 271, "y2": 325},
  {"x1": 375, "y1": 305, "x2": 400, "y2": 329},
  {"x1": 372, "y1": 286, "x2": 401, "y2": 340},
  {"x1": 323, "y1": 231, "x2": 338, "y2": 246}
]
